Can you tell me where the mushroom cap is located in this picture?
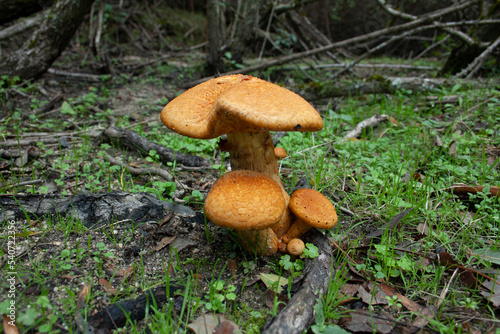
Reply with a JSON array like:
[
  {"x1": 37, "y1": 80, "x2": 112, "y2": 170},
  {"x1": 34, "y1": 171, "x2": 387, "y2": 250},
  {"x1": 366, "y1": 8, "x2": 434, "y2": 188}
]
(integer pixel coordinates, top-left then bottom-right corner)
[
  {"x1": 287, "y1": 238, "x2": 305, "y2": 256},
  {"x1": 161, "y1": 74, "x2": 323, "y2": 139},
  {"x1": 288, "y1": 188, "x2": 338, "y2": 229},
  {"x1": 204, "y1": 170, "x2": 287, "y2": 230},
  {"x1": 274, "y1": 147, "x2": 287, "y2": 159}
]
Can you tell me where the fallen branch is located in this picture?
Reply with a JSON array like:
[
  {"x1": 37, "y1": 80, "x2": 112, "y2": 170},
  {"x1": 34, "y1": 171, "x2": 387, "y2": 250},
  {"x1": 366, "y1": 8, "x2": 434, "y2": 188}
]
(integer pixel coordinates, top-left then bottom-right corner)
[
  {"x1": 344, "y1": 114, "x2": 389, "y2": 139},
  {"x1": 99, "y1": 126, "x2": 209, "y2": 168},
  {"x1": 262, "y1": 229, "x2": 333, "y2": 334},
  {"x1": 0, "y1": 10, "x2": 46, "y2": 41}
]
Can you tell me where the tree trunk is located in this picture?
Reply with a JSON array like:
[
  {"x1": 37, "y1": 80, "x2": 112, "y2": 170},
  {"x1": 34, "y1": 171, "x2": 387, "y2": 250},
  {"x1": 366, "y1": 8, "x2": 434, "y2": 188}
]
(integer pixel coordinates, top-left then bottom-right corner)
[
  {"x1": 0, "y1": 0, "x2": 95, "y2": 80},
  {"x1": 206, "y1": 0, "x2": 224, "y2": 74},
  {"x1": 227, "y1": 0, "x2": 263, "y2": 62}
]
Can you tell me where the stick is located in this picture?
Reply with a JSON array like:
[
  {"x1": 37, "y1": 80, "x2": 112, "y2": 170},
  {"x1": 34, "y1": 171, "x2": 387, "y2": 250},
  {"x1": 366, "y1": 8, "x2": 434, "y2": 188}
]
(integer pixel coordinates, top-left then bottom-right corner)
[{"x1": 343, "y1": 114, "x2": 389, "y2": 139}]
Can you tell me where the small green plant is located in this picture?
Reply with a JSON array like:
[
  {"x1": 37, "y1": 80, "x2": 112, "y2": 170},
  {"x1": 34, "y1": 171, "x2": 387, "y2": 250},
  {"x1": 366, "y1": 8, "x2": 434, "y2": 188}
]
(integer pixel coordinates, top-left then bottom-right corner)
[{"x1": 204, "y1": 279, "x2": 237, "y2": 313}]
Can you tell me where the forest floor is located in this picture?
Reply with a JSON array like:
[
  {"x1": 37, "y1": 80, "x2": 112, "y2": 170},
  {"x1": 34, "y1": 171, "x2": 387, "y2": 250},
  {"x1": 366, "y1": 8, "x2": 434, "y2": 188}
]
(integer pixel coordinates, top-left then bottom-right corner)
[{"x1": 1, "y1": 47, "x2": 500, "y2": 334}]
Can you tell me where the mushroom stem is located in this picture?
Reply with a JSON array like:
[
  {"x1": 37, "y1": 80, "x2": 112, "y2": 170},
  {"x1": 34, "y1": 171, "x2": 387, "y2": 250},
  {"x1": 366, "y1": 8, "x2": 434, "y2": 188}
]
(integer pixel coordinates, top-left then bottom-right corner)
[
  {"x1": 226, "y1": 132, "x2": 291, "y2": 238},
  {"x1": 282, "y1": 218, "x2": 312, "y2": 244},
  {"x1": 237, "y1": 228, "x2": 279, "y2": 256}
]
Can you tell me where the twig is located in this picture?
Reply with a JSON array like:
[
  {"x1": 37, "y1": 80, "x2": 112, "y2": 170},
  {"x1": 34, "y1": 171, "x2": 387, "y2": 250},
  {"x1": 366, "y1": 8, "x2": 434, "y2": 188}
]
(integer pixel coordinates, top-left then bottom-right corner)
[
  {"x1": 343, "y1": 114, "x2": 389, "y2": 139},
  {"x1": 46, "y1": 68, "x2": 106, "y2": 81}
]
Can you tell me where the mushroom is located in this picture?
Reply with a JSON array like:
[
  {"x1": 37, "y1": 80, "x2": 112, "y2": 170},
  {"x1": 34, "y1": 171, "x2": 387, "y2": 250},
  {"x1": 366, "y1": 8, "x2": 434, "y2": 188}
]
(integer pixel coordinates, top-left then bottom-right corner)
[
  {"x1": 287, "y1": 238, "x2": 305, "y2": 256},
  {"x1": 282, "y1": 188, "x2": 338, "y2": 244},
  {"x1": 274, "y1": 147, "x2": 287, "y2": 159},
  {"x1": 204, "y1": 170, "x2": 286, "y2": 256},
  {"x1": 160, "y1": 74, "x2": 323, "y2": 203}
]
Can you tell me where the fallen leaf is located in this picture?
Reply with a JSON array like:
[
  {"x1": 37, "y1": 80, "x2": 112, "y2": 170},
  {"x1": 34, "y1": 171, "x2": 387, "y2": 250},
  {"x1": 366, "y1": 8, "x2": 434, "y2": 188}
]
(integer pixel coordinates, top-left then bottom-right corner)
[
  {"x1": 265, "y1": 290, "x2": 288, "y2": 311},
  {"x1": 159, "y1": 211, "x2": 174, "y2": 228},
  {"x1": 449, "y1": 141, "x2": 456, "y2": 158},
  {"x1": 379, "y1": 284, "x2": 422, "y2": 312},
  {"x1": 260, "y1": 273, "x2": 288, "y2": 294},
  {"x1": 417, "y1": 222, "x2": 429, "y2": 235},
  {"x1": 344, "y1": 310, "x2": 395, "y2": 333},
  {"x1": 154, "y1": 235, "x2": 177, "y2": 251},
  {"x1": 3, "y1": 314, "x2": 19, "y2": 334},
  {"x1": 435, "y1": 136, "x2": 443, "y2": 147},
  {"x1": 480, "y1": 280, "x2": 500, "y2": 307},
  {"x1": 438, "y1": 251, "x2": 478, "y2": 288},
  {"x1": 357, "y1": 282, "x2": 388, "y2": 305},
  {"x1": 471, "y1": 248, "x2": 500, "y2": 266},
  {"x1": 389, "y1": 116, "x2": 398, "y2": 126},
  {"x1": 226, "y1": 258, "x2": 237, "y2": 276},
  {"x1": 98, "y1": 278, "x2": 120, "y2": 295},
  {"x1": 410, "y1": 305, "x2": 437, "y2": 332},
  {"x1": 188, "y1": 314, "x2": 242, "y2": 334}
]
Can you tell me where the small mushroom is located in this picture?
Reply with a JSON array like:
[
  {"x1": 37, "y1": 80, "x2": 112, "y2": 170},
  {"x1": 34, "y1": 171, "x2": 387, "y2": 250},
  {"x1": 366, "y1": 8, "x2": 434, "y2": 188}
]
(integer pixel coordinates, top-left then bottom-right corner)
[
  {"x1": 282, "y1": 188, "x2": 338, "y2": 244},
  {"x1": 274, "y1": 147, "x2": 287, "y2": 159},
  {"x1": 287, "y1": 238, "x2": 305, "y2": 256},
  {"x1": 204, "y1": 170, "x2": 286, "y2": 255}
]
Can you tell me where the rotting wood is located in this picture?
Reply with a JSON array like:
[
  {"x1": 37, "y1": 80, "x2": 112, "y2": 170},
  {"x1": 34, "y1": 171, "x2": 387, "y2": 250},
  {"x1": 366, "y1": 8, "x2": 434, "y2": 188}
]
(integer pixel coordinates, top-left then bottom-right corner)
[
  {"x1": 262, "y1": 229, "x2": 332, "y2": 334},
  {"x1": 0, "y1": 192, "x2": 196, "y2": 229},
  {"x1": 99, "y1": 126, "x2": 209, "y2": 168}
]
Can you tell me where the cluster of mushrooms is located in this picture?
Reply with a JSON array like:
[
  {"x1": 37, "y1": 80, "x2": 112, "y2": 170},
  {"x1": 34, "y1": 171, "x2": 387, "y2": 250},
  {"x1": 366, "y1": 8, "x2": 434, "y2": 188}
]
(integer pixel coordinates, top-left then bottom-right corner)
[{"x1": 160, "y1": 74, "x2": 338, "y2": 256}]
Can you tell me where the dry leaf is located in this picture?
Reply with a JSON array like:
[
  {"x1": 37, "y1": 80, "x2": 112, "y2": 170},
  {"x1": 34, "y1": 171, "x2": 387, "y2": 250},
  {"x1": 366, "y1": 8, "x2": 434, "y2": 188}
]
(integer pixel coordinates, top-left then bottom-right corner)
[
  {"x1": 260, "y1": 273, "x2": 288, "y2": 294},
  {"x1": 480, "y1": 280, "x2": 500, "y2": 307},
  {"x1": 98, "y1": 278, "x2": 120, "y2": 295},
  {"x1": 379, "y1": 283, "x2": 422, "y2": 312},
  {"x1": 188, "y1": 314, "x2": 242, "y2": 334},
  {"x1": 410, "y1": 305, "x2": 437, "y2": 332},
  {"x1": 345, "y1": 310, "x2": 395, "y2": 333},
  {"x1": 389, "y1": 116, "x2": 398, "y2": 126},
  {"x1": 438, "y1": 251, "x2": 478, "y2": 288},
  {"x1": 3, "y1": 314, "x2": 19, "y2": 334},
  {"x1": 154, "y1": 235, "x2": 177, "y2": 252},
  {"x1": 450, "y1": 184, "x2": 499, "y2": 197},
  {"x1": 226, "y1": 258, "x2": 237, "y2": 276},
  {"x1": 449, "y1": 140, "x2": 456, "y2": 158},
  {"x1": 435, "y1": 136, "x2": 443, "y2": 147},
  {"x1": 357, "y1": 282, "x2": 389, "y2": 305},
  {"x1": 265, "y1": 290, "x2": 288, "y2": 311}
]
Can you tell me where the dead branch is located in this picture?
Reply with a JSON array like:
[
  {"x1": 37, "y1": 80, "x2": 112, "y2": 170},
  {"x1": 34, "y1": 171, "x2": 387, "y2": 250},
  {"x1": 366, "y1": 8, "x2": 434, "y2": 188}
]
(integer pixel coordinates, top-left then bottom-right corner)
[
  {"x1": 0, "y1": 10, "x2": 46, "y2": 41},
  {"x1": 46, "y1": 68, "x2": 105, "y2": 81},
  {"x1": 185, "y1": 0, "x2": 480, "y2": 87},
  {"x1": 454, "y1": 35, "x2": 500, "y2": 79},
  {"x1": 344, "y1": 114, "x2": 389, "y2": 139},
  {"x1": 99, "y1": 126, "x2": 209, "y2": 168},
  {"x1": 376, "y1": 0, "x2": 482, "y2": 47}
]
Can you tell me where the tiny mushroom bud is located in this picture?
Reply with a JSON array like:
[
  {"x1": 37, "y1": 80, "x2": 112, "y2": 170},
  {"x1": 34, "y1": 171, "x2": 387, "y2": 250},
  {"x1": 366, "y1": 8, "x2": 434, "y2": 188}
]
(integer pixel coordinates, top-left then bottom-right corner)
[
  {"x1": 282, "y1": 188, "x2": 338, "y2": 244},
  {"x1": 274, "y1": 147, "x2": 287, "y2": 159},
  {"x1": 287, "y1": 238, "x2": 305, "y2": 256}
]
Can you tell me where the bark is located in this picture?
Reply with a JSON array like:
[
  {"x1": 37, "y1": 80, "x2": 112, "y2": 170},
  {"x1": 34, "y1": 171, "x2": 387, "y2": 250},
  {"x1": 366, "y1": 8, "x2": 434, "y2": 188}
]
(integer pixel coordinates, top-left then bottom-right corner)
[
  {"x1": 206, "y1": 0, "x2": 224, "y2": 73},
  {"x1": 0, "y1": 0, "x2": 95, "y2": 80}
]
